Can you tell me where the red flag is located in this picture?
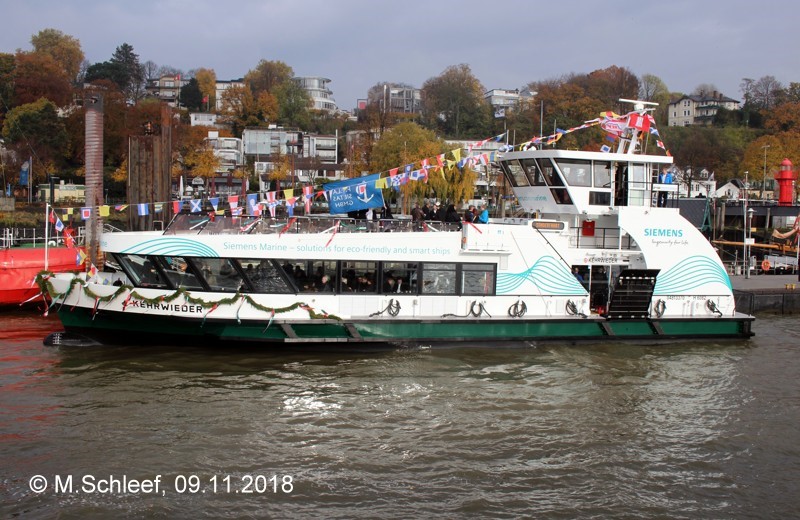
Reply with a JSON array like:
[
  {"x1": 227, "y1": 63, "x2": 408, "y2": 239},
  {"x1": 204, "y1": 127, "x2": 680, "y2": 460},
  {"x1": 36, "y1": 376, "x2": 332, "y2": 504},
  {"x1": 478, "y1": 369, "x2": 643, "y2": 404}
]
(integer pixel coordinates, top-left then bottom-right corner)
[{"x1": 49, "y1": 209, "x2": 56, "y2": 224}]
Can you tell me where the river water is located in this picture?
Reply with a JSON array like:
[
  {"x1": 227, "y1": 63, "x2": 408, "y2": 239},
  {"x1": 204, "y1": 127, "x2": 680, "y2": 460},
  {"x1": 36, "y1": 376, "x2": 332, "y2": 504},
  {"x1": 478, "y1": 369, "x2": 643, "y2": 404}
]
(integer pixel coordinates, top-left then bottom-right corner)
[{"x1": 1, "y1": 311, "x2": 798, "y2": 519}]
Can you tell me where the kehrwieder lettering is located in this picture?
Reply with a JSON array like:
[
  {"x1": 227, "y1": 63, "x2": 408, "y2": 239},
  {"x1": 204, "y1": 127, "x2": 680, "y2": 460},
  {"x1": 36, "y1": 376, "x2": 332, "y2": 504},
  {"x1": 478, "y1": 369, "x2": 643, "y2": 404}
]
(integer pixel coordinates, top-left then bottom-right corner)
[
  {"x1": 644, "y1": 228, "x2": 683, "y2": 238},
  {"x1": 129, "y1": 301, "x2": 203, "y2": 313}
]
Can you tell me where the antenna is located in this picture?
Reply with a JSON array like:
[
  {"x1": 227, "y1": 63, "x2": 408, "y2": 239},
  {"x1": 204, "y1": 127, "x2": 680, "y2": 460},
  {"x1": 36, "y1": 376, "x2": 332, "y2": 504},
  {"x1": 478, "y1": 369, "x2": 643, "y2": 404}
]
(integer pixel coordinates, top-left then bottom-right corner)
[{"x1": 619, "y1": 98, "x2": 659, "y2": 112}]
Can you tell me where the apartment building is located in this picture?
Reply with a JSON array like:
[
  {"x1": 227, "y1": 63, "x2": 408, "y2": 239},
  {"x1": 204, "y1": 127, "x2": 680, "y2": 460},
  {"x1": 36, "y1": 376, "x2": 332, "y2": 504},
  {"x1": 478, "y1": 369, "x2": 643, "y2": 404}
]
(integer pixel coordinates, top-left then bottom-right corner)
[{"x1": 668, "y1": 92, "x2": 740, "y2": 126}]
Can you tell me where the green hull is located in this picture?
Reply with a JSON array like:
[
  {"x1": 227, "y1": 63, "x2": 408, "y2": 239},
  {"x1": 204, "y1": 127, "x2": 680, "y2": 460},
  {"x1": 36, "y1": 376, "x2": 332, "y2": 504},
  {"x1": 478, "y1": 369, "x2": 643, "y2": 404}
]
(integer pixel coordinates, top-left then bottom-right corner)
[{"x1": 55, "y1": 307, "x2": 753, "y2": 347}]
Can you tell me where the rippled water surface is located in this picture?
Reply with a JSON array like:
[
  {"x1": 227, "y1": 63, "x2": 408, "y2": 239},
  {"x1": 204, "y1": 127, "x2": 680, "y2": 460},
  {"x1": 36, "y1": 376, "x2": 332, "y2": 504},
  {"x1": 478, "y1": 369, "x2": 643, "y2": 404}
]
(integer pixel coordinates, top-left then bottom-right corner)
[{"x1": 1, "y1": 311, "x2": 799, "y2": 519}]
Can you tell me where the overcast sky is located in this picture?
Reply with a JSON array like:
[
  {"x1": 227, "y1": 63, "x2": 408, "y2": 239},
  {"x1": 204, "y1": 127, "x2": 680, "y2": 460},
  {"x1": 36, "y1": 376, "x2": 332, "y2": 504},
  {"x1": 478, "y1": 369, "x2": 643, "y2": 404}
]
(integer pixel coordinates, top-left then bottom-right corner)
[{"x1": 1, "y1": 0, "x2": 797, "y2": 111}]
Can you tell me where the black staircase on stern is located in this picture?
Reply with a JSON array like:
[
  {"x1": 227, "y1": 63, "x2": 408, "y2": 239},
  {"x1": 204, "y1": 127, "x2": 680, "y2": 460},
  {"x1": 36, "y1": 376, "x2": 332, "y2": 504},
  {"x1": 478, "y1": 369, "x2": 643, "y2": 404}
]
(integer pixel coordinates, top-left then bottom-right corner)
[{"x1": 607, "y1": 269, "x2": 660, "y2": 319}]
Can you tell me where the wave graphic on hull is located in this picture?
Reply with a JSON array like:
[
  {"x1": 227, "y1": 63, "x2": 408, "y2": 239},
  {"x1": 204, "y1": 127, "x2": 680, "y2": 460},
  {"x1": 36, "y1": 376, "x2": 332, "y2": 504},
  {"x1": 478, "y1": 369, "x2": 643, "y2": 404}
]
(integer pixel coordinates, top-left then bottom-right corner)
[
  {"x1": 122, "y1": 238, "x2": 219, "y2": 257},
  {"x1": 654, "y1": 255, "x2": 732, "y2": 294},
  {"x1": 497, "y1": 256, "x2": 586, "y2": 295}
]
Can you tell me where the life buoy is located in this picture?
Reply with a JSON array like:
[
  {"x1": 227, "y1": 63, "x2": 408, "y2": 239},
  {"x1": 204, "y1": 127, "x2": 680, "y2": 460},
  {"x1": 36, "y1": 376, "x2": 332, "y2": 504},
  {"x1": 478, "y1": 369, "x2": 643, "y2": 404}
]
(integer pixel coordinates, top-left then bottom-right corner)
[{"x1": 761, "y1": 259, "x2": 771, "y2": 271}]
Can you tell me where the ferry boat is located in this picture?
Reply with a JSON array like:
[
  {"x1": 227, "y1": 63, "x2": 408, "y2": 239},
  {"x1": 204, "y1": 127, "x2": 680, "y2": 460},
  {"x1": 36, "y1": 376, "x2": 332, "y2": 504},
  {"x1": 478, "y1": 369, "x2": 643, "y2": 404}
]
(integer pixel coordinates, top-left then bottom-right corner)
[{"x1": 40, "y1": 102, "x2": 753, "y2": 347}]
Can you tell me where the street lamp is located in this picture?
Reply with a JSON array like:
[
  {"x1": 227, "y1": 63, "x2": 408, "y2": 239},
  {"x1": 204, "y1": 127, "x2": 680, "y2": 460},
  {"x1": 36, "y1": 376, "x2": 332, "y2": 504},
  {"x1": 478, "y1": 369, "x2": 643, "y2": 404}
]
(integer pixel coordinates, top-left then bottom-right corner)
[
  {"x1": 762, "y1": 144, "x2": 770, "y2": 198},
  {"x1": 745, "y1": 207, "x2": 754, "y2": 279}
]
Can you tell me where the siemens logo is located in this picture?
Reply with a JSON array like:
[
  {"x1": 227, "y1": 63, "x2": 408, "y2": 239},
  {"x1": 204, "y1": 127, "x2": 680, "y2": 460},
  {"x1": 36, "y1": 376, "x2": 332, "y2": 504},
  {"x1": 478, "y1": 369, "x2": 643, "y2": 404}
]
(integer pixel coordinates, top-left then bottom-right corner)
[{"x1": 644, "y1": 228, "x2": 684, "y2": 238}]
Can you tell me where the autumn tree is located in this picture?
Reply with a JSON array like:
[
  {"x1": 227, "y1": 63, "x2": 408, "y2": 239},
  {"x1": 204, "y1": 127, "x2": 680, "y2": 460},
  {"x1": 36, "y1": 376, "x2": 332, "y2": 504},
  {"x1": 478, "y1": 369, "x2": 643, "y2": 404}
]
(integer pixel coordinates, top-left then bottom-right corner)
[
  {"x1": 219, "y1": 85, "x2": 278, "y2": 135},
  {"x1": 2, "y1": 98, "x2": 68, "y2": 173},
  {"x1": 576, "y1": 66, "x2": 640, "y2": 109},
  {"x1": 13, "y1": 51, "x2": 72, "y2": 107},
  {"x1": 245, "y1": 60, "x2": 293, "y2": 95},
  {"x1": 370, "y1": 122, "x2": 476, "y2": 211},
  {"x1": 740, "y1": 76, "x2": 783, "y2": 110},
  {"x1": 0, "y1": 53, "x2": 16, "y2": 124},
  {"x1": 194, "y1": 67, "x2": 217, "y2": 109},
  {"x1": 421, "y1": 64, "x2": 490, "y2": 139},
  {"x1": 30, "y1": 28, "x2": 84, "y2": 82}
]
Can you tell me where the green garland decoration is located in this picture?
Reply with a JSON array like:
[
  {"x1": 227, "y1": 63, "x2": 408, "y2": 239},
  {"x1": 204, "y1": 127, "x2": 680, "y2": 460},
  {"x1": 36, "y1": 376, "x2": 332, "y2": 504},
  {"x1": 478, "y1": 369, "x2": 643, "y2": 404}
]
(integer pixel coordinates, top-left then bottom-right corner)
[{"x1": 35, "y1": 271, "x2": 341, "y2": 321}]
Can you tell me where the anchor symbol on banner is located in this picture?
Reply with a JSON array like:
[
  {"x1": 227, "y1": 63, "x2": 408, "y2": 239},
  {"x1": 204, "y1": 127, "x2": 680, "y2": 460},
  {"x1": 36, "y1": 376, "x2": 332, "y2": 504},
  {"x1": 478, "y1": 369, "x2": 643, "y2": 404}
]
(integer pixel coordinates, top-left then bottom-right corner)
[{"x1": 356, "y1": 183, "x2": 373, "y2": 204}]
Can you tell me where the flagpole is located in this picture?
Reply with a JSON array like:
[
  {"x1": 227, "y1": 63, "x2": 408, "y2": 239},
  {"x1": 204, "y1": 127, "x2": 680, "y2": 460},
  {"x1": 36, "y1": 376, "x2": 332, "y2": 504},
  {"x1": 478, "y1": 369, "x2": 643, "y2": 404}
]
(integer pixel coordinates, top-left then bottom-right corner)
[{"x1": 44, "y1": 202, "x2": 49, "y2": 271}]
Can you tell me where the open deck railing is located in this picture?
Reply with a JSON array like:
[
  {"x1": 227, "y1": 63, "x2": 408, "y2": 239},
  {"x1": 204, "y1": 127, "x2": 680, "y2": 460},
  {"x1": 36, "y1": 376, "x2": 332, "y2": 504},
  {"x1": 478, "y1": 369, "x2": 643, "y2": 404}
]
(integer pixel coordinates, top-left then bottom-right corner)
[{"x1": 161, "y1": 214, "x2": 469, "y2": 236}]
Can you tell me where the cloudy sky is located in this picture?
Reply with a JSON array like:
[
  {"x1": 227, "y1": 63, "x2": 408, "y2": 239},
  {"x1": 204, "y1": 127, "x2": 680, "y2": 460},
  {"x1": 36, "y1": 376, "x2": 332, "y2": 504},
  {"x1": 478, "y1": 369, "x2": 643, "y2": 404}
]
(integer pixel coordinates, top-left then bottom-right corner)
[{"x1": 1, "y1": 0, "x2": 797, "y2": 111}]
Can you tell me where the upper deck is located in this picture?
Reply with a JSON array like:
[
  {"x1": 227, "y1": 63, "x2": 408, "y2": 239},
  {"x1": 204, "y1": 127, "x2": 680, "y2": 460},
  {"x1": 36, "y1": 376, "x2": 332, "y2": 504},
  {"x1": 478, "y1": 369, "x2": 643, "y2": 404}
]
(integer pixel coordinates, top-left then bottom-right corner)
[{"x1": 497, "y1": 148, "x2": 673, "y2": 217}]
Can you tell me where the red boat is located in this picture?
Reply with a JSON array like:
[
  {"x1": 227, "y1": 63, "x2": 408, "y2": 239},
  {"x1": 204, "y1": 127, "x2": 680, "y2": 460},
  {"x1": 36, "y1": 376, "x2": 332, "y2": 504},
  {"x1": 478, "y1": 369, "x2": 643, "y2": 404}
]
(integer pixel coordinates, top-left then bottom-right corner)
[{"x1": 0, "y1": 246, "x2": 84, "y2": 306}]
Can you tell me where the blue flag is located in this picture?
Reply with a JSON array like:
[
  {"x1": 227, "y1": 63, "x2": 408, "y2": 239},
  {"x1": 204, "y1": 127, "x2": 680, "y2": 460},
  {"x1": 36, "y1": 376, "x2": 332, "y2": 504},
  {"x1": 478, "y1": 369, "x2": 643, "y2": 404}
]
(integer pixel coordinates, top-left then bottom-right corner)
[{"x1": 325, "y1": 173, "x2": 384, "y2": 215}]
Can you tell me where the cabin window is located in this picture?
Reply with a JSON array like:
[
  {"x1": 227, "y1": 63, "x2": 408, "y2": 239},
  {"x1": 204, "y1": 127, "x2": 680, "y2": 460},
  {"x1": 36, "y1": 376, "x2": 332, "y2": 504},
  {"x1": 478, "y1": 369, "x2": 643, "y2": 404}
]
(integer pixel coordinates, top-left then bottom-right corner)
[
  {"x1": 115, "y1": 253, "x2": 168, "y2": 289},
  {"x1": 307, "y1": 260, "x2": 337, "y2": 292},
  {"x1": 554, "y1": 159, "x2": 592, "y2": 187},
  {"x1": 381, "y1": 262, "x2": 417, "y2": 294},
  {"x1": 498, "y1": 160, "x2": 530, "y2": 187},
  {"x1": 200, "y1": 258, "x2": 243, "y2": 292},
  {"x1": 461, "y1": 264, "x2": 496, "y2": 296},
  {"x1": 340, "y1": 261, "x2": 377, "y2": 292},
  {"x1": 239, "y1": 258, "x2": 292, "y2": 293},
  {"x1": 157, "y1": 256, "x2": 205, "y2": 290},
  {"x1": 422, "y1": 263, "x2": 457, "y2": 295},
  {"x1": 519, "y1": 159, "x2": 547, "y2": 186}
]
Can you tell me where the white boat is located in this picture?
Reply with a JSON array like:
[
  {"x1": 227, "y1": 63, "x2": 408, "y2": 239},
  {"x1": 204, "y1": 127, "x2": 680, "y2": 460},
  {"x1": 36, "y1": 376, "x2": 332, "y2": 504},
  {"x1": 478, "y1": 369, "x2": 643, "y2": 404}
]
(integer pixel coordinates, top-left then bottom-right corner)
[{"x1": 41, "y1": 102, "x2": 753, "y2": 347}]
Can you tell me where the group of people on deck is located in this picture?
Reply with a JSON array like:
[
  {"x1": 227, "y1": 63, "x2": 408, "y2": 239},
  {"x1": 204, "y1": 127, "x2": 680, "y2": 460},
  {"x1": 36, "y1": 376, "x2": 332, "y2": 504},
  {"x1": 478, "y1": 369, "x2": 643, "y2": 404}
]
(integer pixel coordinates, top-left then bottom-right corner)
[{"x1": 411, "y1": 200, "x2": 489, "y2": 229}]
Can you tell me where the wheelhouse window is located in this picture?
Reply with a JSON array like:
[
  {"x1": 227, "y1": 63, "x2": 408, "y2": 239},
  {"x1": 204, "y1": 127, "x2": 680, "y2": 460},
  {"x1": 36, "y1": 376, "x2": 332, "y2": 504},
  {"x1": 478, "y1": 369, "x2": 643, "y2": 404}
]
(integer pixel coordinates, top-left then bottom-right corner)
[
  {"x1": 519, "y1": 159, "x2": 547, "y2": 186},
  {"x1": 498, "y1": 160, "x2": 530, "y2": 187},
  {"x1": 554, "y1": 159, "x2": 592, "y2": 187},
  {"x1": 593, "y1": 161, "x2": 612, "y2": 188}
]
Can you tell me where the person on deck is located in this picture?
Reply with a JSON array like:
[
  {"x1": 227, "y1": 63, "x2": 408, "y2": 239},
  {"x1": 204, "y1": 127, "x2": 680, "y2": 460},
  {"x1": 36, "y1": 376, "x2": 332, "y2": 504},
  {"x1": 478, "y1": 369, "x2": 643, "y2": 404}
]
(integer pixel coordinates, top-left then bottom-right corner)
[
  {"x1": 476, "y1": 204, "x2": 489, "y2": 224},
  {"x1": 657, "y1": 166, "x2": 673, "y2": 207}
]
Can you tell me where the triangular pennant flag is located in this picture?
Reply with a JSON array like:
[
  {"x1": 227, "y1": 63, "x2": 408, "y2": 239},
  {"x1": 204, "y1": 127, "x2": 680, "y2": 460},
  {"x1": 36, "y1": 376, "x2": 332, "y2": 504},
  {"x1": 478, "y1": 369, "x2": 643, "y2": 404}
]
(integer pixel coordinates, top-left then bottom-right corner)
[
  {"x1": 114, "y1": 204, "x2": 128, "y2": 212},
  {"x1": 451, "y1": 148, "x2": 461, "y2": 162},
  {"x1": 209, "y1": 197, "x2": 220, "y2": 211}
]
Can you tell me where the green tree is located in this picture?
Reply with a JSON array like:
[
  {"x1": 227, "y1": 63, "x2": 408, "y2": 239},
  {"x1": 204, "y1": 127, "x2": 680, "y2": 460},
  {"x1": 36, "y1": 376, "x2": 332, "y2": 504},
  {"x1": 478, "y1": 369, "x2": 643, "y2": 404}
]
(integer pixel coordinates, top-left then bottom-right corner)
[
  {"x1": 639, "y1": 73, "x2": 670, "y2": 125},
  {"x1": 275, "y1": 81, "x2": 311, "y2": 129},
  {"x1": 111, "y1": 43, "x2": 145, "y2": 101},
  {"x1": 86, "y1": 43, "x2": 144, "y2": 102},
  {"x1": 421, "y1": 64, "x2": 489, "y2": 139},
  {"x1": 180, "y1": 78, "x2": 204, "y2": 111},
  {"x1": 2, "y1": 98, "x2": 68, "y2": 170},
  {"x1": 30, "y1": 28, "x2": 84, "y2": 82}
]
